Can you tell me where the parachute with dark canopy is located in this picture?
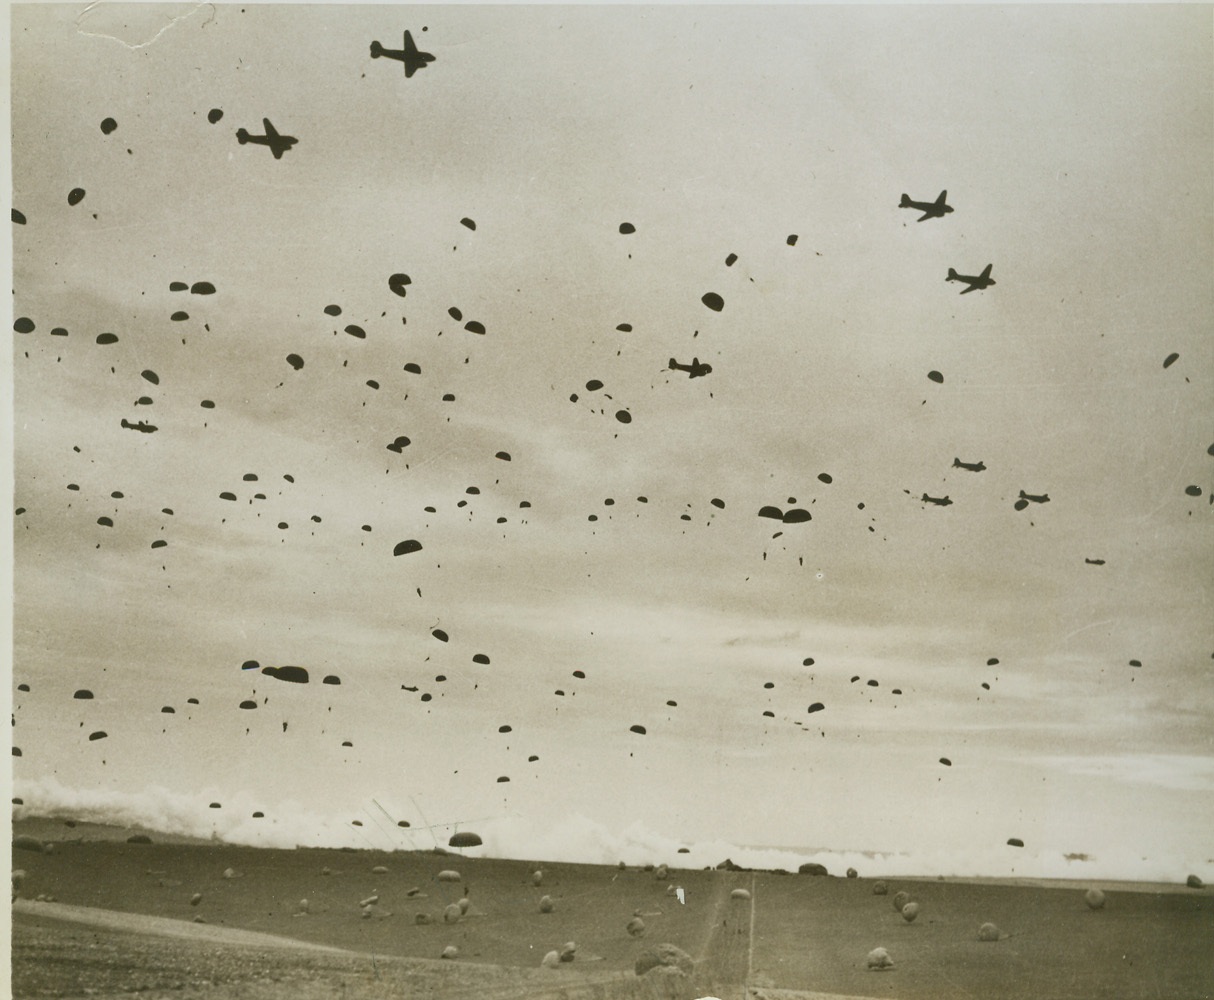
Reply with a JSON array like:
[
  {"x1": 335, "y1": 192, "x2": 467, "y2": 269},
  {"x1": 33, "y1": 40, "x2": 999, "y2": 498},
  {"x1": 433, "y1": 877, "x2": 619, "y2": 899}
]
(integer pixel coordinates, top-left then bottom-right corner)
[
  {"x1": 448, "y1": 831, "x2": 482, "y2": 848},
  {"x1": 263, "y1": 665, "x2": 309, "y2": 684}
]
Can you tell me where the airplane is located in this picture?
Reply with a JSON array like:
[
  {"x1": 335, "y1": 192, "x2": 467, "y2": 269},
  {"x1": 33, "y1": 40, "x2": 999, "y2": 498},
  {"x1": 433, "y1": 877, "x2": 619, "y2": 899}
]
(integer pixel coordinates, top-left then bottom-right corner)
[
  {"x1": 668, "y1": 357, "x2": 712, "y2": 378},
  {"x1": 1018, "y1": 490, "x2": 1050, "y2": 504},
  {"x1": 899, "y1": 190, "x2": 953, "y2": 221},
  {"x1": 947, "y1": 264, "x2": 995, "y2": 294},
  {"x1": 952, "y1": 458, "x2": 986, "y2": 472},
  {"x1": 236, "y1": 118, "x2": 297, "y2": 160},
  {"x1": 370, "y1": 30, "x2": 436, "y2": 78},
  {"x1": 1084, "y1": 558, "x2": 1106, "y2": 565},
  {"x1": 921, "y1": 493, "x2": 953, "y2": 506},
  {"x1": 120, "y1": 418, "x2": 158, "y2": 433}
]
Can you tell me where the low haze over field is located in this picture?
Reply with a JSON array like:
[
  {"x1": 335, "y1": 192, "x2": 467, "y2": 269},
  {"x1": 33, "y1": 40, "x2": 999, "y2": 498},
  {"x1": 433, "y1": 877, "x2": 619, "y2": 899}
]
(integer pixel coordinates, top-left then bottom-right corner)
[{"x1": 8, "y1": 4, "x2": 1213, "y2": 880}]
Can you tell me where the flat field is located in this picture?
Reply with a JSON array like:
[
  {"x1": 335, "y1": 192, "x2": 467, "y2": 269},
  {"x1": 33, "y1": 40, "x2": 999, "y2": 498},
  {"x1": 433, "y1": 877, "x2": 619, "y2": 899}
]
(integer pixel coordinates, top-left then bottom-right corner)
[{"x1": 10, "y1": 821, "x2": 1213, "y2": 1000}]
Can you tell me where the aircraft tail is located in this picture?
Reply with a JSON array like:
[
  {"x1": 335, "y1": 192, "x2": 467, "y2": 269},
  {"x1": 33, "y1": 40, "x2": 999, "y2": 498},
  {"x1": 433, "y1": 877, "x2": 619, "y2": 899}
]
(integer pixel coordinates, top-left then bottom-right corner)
[
  {"x1": 370, "y1": 40, "x2": 383, "y2": 58},
  {"x1": 899, "y1": 193, "x2": 911, "y2": 207},
  {"x1": 946, "y1": 267, "x2": 958, "y2": 280},
  {"x1": 668, "y1": 358, "x2": 678, "y2": 369},
  {"x1": 236, "y1": 129, "x2": 248, "y2": 144}
]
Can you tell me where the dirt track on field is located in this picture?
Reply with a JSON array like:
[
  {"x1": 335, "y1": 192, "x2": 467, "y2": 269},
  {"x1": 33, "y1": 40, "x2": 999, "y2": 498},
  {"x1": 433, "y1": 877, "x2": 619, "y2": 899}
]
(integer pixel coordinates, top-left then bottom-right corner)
[{"x1": 12, "y1": 897, "x2": 885, "y2": 1000}]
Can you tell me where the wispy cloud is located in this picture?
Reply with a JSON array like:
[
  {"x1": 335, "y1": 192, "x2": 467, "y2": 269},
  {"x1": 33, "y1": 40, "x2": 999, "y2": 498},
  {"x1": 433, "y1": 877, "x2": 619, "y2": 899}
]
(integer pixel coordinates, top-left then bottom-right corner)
[{"x1": 1032, "y1": 754, "x2": 1214, "y2": 793}]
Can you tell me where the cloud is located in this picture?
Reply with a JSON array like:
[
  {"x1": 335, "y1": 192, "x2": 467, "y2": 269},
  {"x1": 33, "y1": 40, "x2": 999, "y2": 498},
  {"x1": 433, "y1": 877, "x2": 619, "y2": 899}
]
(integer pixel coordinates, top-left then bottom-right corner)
[{"x1": 1033, "y1": 754, "x2": 1214, "y2": 794}]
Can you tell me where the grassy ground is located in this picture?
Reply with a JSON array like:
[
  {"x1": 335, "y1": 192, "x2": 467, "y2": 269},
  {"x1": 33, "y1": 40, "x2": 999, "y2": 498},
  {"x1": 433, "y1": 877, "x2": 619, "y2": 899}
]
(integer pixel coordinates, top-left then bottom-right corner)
[
  {"x1": 11, "y1": 836, "x2": 727, "y2": 967},
  {"x1": 11, "y1": 821, "x2": 1214, "y2": 1000}
]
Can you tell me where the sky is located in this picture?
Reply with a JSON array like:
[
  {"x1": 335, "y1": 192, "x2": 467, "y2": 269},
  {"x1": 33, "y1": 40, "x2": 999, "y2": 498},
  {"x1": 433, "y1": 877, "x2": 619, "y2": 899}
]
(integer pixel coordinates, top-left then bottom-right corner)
[{"x1": 6, "y1": 3, "x2": 1213, "y2": 880}]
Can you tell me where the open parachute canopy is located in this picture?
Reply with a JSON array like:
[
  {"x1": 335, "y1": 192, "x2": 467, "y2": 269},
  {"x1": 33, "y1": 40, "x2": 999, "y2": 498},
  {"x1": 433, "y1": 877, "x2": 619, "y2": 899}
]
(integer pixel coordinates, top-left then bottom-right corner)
[{"x1": 448, "y1": 831, "x2": 483, "y2": 848}]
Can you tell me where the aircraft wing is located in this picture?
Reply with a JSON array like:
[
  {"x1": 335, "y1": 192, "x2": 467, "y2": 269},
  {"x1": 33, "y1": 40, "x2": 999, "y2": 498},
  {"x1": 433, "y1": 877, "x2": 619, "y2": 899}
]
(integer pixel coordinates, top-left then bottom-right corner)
[
  {"x1": 404, "y1": 30, "x2": 417, "y2": 55},
  {"x1": 979, "y1": 264, "x2": 993, "y2": 279},
  {"x1": 917, "y1": 210, "x2": 937, "y2": 221},
  {"x1": 959, "y1": 283, "x2": 980, "y2": 294}
]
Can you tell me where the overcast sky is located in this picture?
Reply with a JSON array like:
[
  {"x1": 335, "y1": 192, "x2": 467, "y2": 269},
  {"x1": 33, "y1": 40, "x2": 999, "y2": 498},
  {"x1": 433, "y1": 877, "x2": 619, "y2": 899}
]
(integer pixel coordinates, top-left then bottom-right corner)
[{"x1": 7, "y1": 3, "x2": 1213, "y2": 878}]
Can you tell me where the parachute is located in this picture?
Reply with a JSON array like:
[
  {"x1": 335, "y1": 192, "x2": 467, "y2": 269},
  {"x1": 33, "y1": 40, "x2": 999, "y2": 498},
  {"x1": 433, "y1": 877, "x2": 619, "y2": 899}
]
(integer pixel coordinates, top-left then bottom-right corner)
[{"x1": 448, "y1": 831, "x2": 482, "y2": 848}]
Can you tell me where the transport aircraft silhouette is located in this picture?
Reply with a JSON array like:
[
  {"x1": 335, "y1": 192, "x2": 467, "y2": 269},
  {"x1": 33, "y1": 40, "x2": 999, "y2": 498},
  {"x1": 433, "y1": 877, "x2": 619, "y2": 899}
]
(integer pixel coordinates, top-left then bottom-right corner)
[
  {"x1": 370, "y1": 30, "x2": 436, "y2": 78},
  {"x1": 899, "y1": 189, "x2": 953, "y2": 220},
  {"x1": 947, "y1": 263, "x2": 995, "y2": 294},
  {"x1": 668, "y1": 357, "x2": 712, "y2": 378},
  {"x1": 236, "y1": 119, "x2": 297, "y2": 159}
]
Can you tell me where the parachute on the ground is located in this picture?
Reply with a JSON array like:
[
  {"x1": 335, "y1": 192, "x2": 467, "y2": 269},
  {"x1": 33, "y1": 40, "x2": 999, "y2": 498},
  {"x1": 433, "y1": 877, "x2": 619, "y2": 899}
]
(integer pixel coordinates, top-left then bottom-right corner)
[{"x1": 866, "y1": 947, "x2": 894, "y2": 970}]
